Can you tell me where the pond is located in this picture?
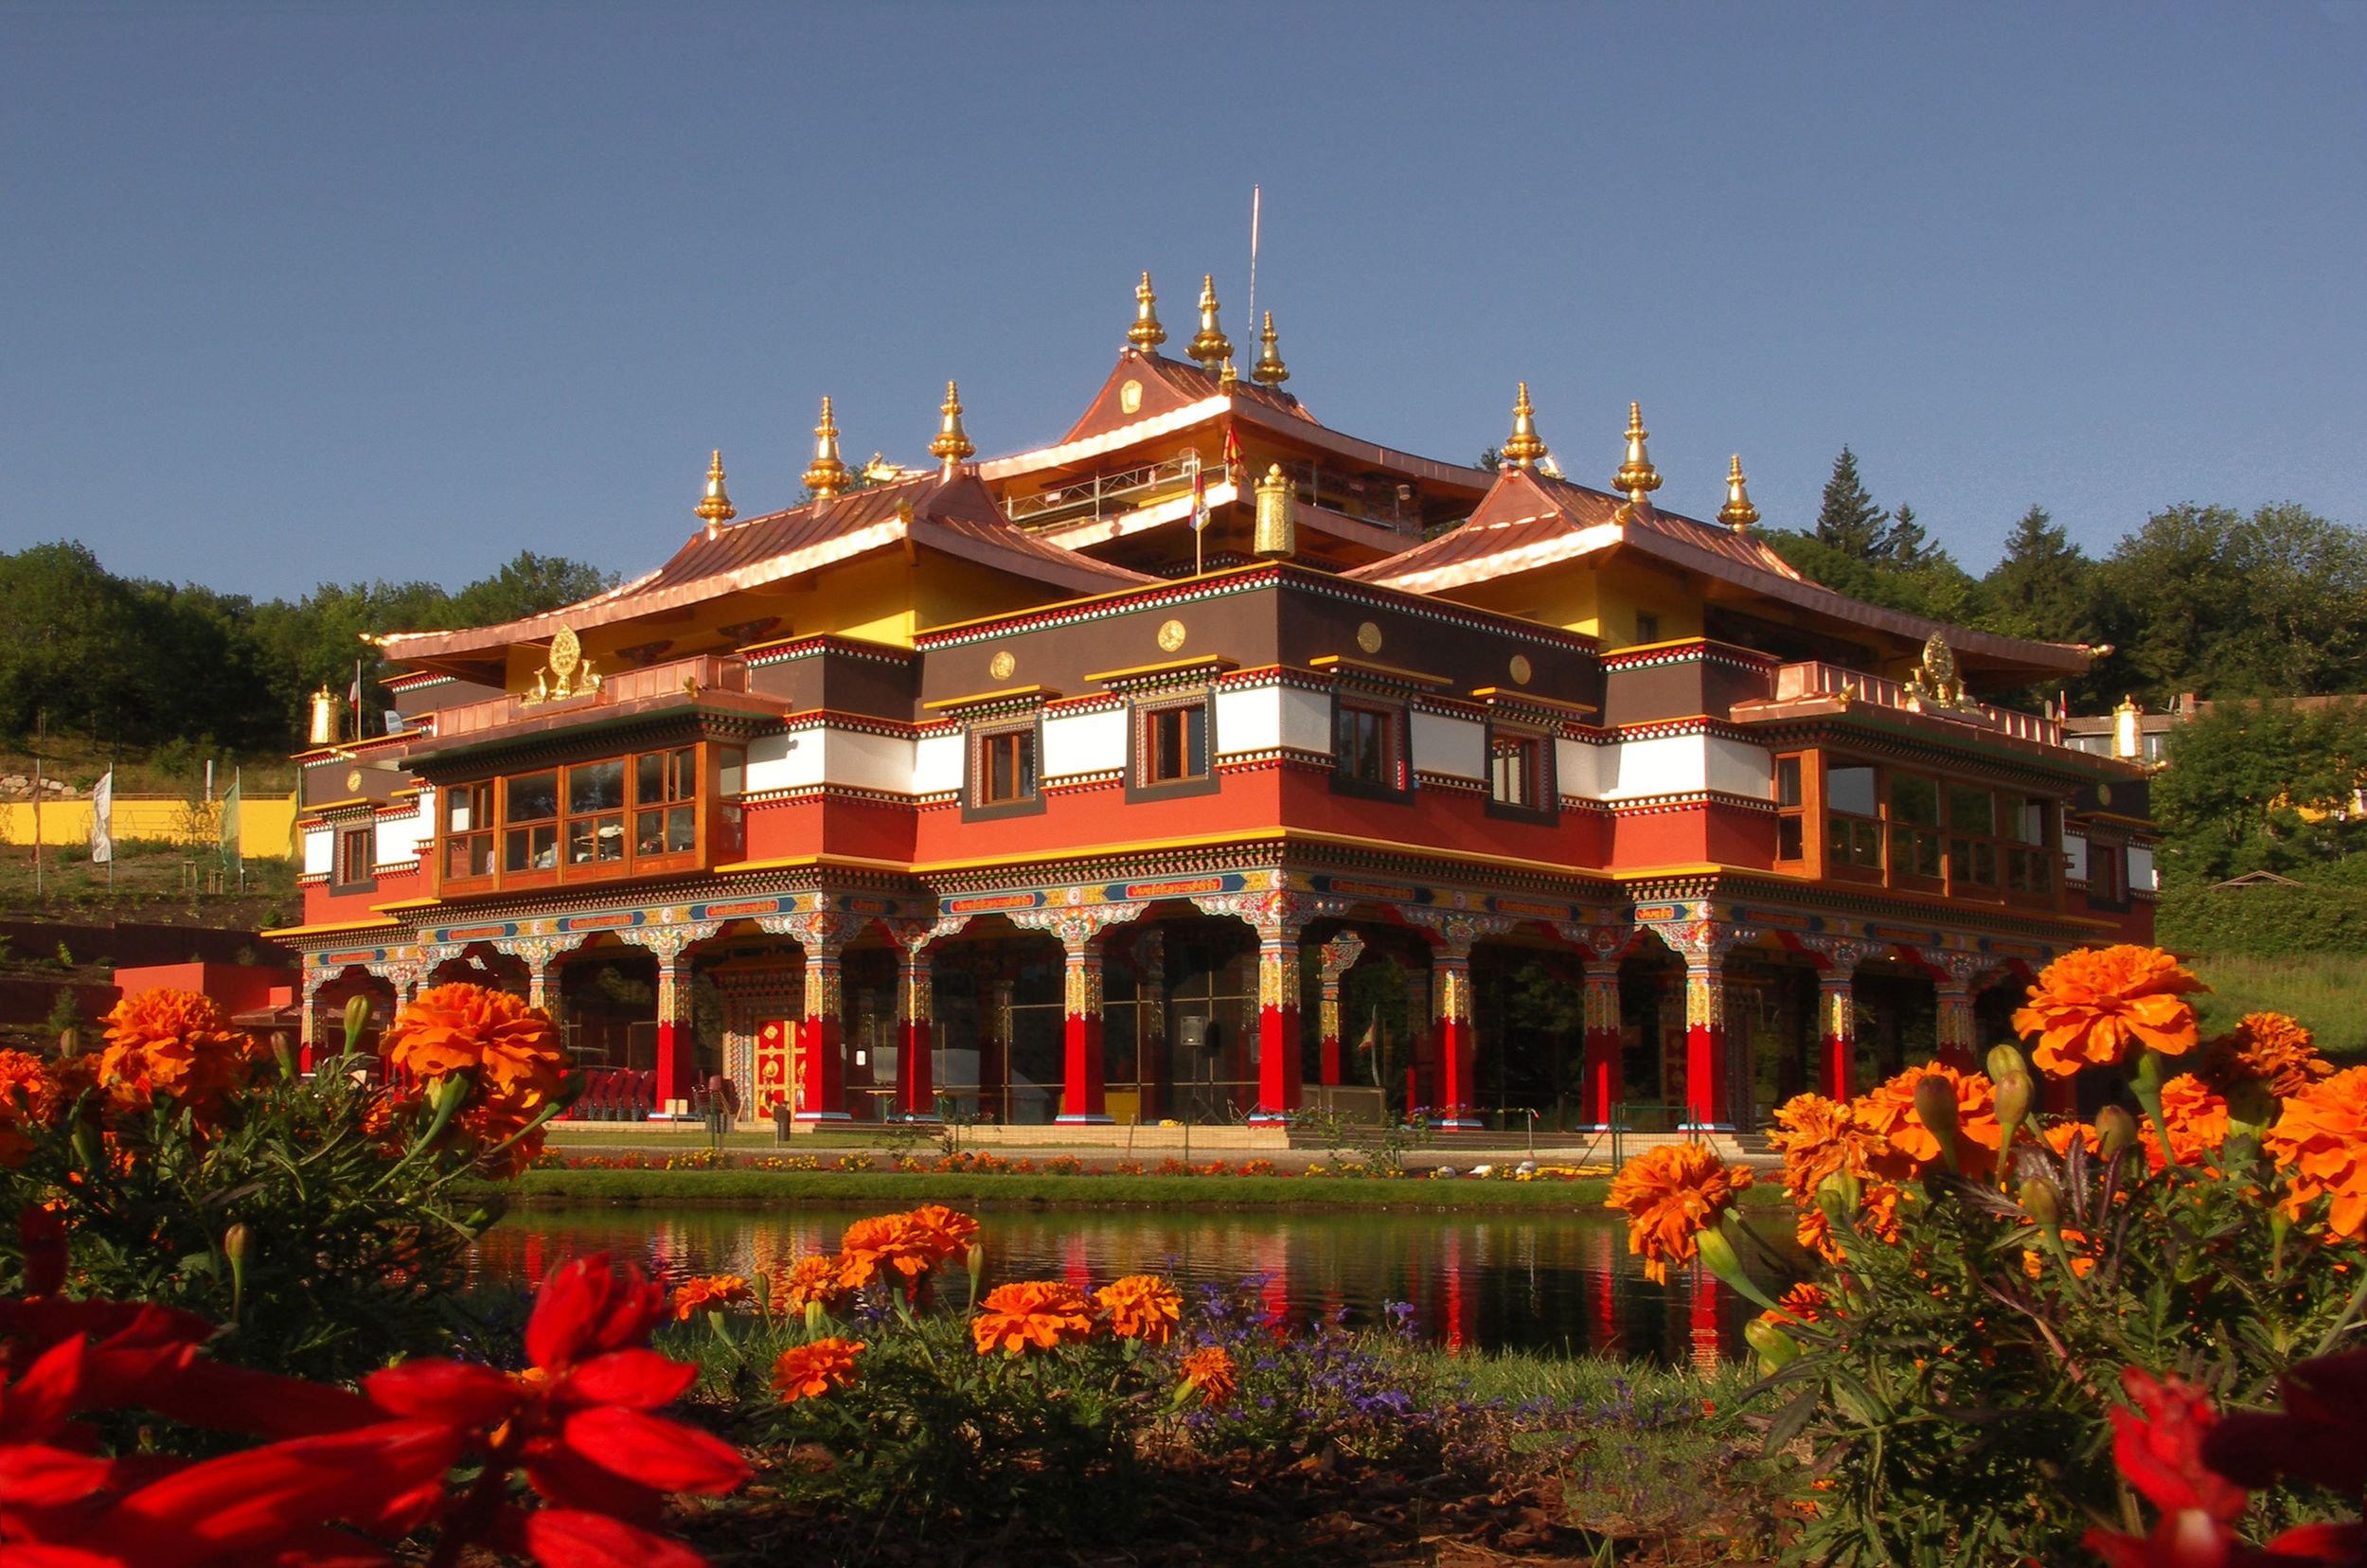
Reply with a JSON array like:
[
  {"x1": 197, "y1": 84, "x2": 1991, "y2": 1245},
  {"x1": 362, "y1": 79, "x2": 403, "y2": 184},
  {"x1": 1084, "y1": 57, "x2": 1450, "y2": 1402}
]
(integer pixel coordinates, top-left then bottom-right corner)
[{"x1": 471, "y1": 1205, "x2": 1787, "y2": 1363}]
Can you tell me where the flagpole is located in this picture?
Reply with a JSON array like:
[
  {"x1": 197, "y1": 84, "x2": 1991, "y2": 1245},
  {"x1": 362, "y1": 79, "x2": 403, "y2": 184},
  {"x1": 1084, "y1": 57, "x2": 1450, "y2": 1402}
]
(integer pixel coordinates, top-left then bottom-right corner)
[
  {"x1": 1247, "y1": 184, "x2": 1260, "y2": 337},
  {"x1": 31, "y1": 709, "x2": 43, "y2": 901}
]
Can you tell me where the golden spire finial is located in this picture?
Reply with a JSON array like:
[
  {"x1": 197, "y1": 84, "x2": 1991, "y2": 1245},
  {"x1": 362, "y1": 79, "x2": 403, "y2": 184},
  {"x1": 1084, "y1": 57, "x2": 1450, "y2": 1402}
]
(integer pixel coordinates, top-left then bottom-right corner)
[
  {"x1": 1252, "y1": 310, "x2": 1290, "y2": 386},
  {"x1": 803, "y1": 396, "x2": 848, "y2": 498},
  {"x1": 1219, "y1": 357, "x2": 1238, "y2": 394},
  {"x1": 1188, "y1": 274, "x2": 1232, "y2": 374},
  {"x1": 1128, "y1": 271, "x2": 1166, "y2": 351},
  {"x1": 930, "y1": 379, "x2": 975, "y2": 472},
  {"x1": 1500, "y1": 382, "x2": 1547, "y2": 468},
  {"x1": 1613, "y1": 401, "x2": 1662, "y2": 503},
  {"x1": 694, "y1": 449, "x2": 736, "y2": 525},
  {"x1": 1717, "y1": 454, "x2": 1759, "y2": 529}
]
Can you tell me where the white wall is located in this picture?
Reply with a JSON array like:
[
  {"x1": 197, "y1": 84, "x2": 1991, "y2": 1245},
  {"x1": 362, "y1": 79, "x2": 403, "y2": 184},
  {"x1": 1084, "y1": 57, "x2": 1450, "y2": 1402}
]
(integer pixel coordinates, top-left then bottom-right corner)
[
  {"x1": 301, "y1": 826, "x2": 332, "y2": 877},
  {"x1": 1705, "y1": 736, "x2": 1774, "y2": 799},
  {"x1": 2128, "y1": 843, "x2": 2157, "y2": 892},
  {"x1": 914, "y1": 732, "x2": 965, "y2": 795},
  {"x1": 1411, "y1": 711, "x2": 1485, "y2": 780},
  {"x1": 1042, "y1": 706, "x2": 1126, "y2": 780},
  {"x1": 375, "y1": 796, "x2": 431, "y2": 866},
  {"x1": 1213, "y1": 686, "x2": 1279, "y2": 757},
  {"x1": 1556, "y1": 738, "x2": 1601, "y2": 799},
  {"x1": 2063, "y1": 831, "x2": 2090, "y2": 882}
]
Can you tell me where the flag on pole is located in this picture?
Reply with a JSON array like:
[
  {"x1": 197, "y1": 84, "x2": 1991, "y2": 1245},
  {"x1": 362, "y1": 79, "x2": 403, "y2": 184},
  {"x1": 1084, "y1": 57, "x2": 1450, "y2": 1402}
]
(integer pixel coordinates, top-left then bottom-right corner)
[
  {"x1": 1188, "y1": 455, "x2": 1209, "y2": 533},
  {"x1": 349, "y1": 661, "x2": 365, "y2": 739},
  {"x1": 220, "y1": 771, "x2": 242, "y2": 882},
  {"x1": 1222, "y1": 424, "x2": 1240, "y2": 479},
  {"x1": 89, "y1": 770, "x2": 113, "y2": 865}
]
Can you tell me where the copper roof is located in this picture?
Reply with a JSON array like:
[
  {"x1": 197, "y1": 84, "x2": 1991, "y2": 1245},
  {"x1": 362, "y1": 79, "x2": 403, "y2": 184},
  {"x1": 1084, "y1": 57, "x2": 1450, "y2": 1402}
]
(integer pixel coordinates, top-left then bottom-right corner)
[
  {"x1": 1350, "y1": 469, "x2": 2092, "y2": 679},
  {"x1": 379, "y1": 472, "x2": 1157, "y2": 665}
]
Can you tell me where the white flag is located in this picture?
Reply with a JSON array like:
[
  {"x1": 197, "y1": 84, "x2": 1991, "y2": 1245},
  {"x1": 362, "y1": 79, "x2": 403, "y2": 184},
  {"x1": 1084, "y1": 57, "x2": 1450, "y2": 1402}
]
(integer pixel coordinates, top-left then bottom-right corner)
[{"x1": 89, "y1": 770, "x2": 113, "y2": 864}]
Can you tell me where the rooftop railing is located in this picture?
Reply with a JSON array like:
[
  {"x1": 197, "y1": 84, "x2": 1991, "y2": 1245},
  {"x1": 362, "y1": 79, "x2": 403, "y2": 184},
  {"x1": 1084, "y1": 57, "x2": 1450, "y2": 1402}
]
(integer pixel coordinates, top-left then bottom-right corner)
[
  {"x1": 426, "y1": 654, "x2": 750, "y2": 739},
  {"x1": 1767, "y1": 661, "x2": 2064, "y2": 747}
]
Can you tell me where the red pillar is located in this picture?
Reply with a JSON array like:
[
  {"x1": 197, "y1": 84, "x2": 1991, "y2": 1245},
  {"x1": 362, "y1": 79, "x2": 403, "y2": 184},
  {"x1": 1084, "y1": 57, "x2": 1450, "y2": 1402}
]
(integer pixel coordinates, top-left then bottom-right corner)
[
  {"x1": 1433, "y1": 948, "x2": 1479, "y2": 1129},
  {"x1": 1580, "y1": 960, "x2": 1622, "y2": 1128},
  {"x1": 1252, "y1": 924, "x2": 1302, "y2": 1123},
  {"x1": 1058, "y1": 938, "x2": 1109, "y2": 1123},
  {"x1": 653, "y1": 950, "x2": 696, "y2": 1114},
  {"x1": 895, "y1": 943, "x2": 936, "y2": 1119},
  {"x1": 1682, "y1": 953, "x2": 1727, "y2": 1129},
  {"x1": 1819, "y1": 973, "x2": 1855, "y2": 1099},
  {"x1": 1935, "y1": 978, "x2": 1976, "y2": 1071},
  {"x1": 795, "y1": 943, "x2": 847, "y2": 1122}
]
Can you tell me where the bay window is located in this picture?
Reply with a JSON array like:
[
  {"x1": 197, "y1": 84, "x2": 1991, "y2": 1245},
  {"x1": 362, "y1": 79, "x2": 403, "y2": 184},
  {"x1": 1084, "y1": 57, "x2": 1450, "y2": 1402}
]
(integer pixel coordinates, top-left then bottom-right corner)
[{"x1": 439, "y1": 739, "x2": 738, "y2": 895}]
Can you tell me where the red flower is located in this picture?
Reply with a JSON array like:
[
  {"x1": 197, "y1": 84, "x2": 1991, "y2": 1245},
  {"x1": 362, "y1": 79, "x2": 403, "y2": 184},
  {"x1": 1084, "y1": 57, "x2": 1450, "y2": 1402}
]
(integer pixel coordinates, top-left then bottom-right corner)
[
  {"x1": 2201, "y1": 1345, "x2": 2367, "y2": 1496},
  {"x1": 2109, "y1": 1368, "x2": 2246, "y2": 1523},
  {"x1": 364, "y1": 1252, "x2": 747, "y2": 1559}
]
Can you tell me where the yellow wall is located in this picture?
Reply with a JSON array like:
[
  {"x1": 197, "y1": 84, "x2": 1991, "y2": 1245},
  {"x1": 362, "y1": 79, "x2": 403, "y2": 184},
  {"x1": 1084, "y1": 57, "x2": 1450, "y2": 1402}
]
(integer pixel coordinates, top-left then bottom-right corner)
[
  {"x1": 1455, "y1": 555, "x2": 1704, "y2": 647},
  {"x1": 0, "y1": 793, "x2": 297, "y2": 857}
]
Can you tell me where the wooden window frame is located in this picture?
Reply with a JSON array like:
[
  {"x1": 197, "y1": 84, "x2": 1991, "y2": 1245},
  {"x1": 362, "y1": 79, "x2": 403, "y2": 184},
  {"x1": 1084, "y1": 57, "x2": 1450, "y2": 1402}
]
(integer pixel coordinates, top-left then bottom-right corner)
[
  {"x1": 1823, "y1": 758, "x2": 1886, "y2": 882},
  {"x1": 332, "y1": 825, "x2": 376, "y2": 892},
  {"x1": 964, "y1": 715, "x2": 1046, "y2": 822},
  {"x1": 1483, "y1": 722, "x2": 1556, "y2": 824},
  {"x1": 2086, "y1": 837, "x2": 2130, "y2": 910},
  {"x1": 435, "y1": 739, "x2": 723, "y2": 897},
  {"x1": 1328, "y1": 693, "x2": 1411, "y2": 803},
  {"x1": 1774, "y1": 752, "x2": 1809, "y2": 866},
  {"x1": 1128, "y1": 691, "x2": 1219, "y2": 804}
]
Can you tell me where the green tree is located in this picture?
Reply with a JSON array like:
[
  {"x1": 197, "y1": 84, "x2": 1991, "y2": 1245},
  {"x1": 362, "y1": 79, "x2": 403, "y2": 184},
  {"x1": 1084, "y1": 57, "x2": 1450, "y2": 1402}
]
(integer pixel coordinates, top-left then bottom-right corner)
[
  {"x1": 444, "y1": 551, "x2": 616, "y2": 629},
  {"x1": 1815, "y1": 446, "x2": 1890, "y2": 561},
  {"x1": 0, "y1": 543, "x2": 147, "y2": 742},
  {"x1": 1978, "y1": 506, "x2": 2099, "y2": 646},
  {"x1": 1878, "y1": 500, "x2": 1932, "y2": 567}
]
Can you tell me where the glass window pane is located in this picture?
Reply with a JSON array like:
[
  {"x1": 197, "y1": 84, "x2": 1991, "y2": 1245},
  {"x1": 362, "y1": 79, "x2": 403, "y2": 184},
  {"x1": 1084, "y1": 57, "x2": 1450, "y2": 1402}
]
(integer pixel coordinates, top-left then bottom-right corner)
[
  {"x1": 1828, "y1": 764, "x2": 1877, "y2": 817},
  {"x1": 636, "y1": 753, "x2": 663, "y2": 805},
  {"x1": 1948, "y1": 786, "x2": 1995, "y2": 835},
  {"x1": 1777, "y1": 815, "x2": 1803, "y2": 860},
  {"x1": 570, "y1": 759, "x2": 624, "y2": 814},
  {"x1": 667, "y1": 805, "x2": 696, "y2": 853},
  {"x1": 1185, "y1": 706, "x2": 1207, "y2": 776},
  {"x1": 508, "y1": 772, "x2": 558, "y2": 823},
  {"x1": 635, "y1": 810, "x2": 666, "y2": 855},
  {"x1": 1891, "y1": 774, "x2": 1940, "y2": 826},
  {"x1": 719, "y1": 747, "x2": 744, "y2": 798},
  {"x1": 1776, "y1": 757, "x2": 1803, "y2": 808},
  {"x1": 670, "y1": 749, "x2": 697, "y2": 802}
]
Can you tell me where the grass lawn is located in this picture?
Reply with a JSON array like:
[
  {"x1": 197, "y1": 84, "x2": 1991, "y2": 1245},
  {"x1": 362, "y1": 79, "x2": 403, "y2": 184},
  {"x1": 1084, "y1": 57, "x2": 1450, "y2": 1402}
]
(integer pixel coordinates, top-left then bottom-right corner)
[{"x1": 2189, "y1": 951, "x2": 2367, "y2": 1058}]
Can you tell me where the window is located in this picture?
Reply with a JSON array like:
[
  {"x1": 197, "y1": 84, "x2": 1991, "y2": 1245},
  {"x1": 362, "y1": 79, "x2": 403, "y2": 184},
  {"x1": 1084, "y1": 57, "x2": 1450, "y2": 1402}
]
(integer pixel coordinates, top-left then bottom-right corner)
[
  {"x1": 1775, "y1": 755, "x2": 1806, "y2": 862},
  {"x1": 975, "y1": 727, "x2": 1038, "y2": 806},
  {"x1": 568, "y1": 759, "x2": 626, "y2": 865},
  {"x1": 2005, "y1": 795, "x2": 2055, "y2": 894},
  {"x1": 443, "y1": 782, "x2": 492, "y2": 881},
  {"x1": 634, "y1": 746, "x2": 697, "y2": 857},
  {"x1": 1947, "y1": 784, "x2": 1999, "y2": 888},
  {"x1": 1146, "y1": 703, "x2": 1209, "y2": 783},
  {"x1": 1334, "y1": 704, "x2": 1399, "y2": 790},
  {"x1": 503, "y1": 771, "x2": 560, "y2": 873},
  {"x1": 1488, "y1": 733, "x2": 1544, "y2": 809},
  {"x1": 1825, "y1": 763, "x2": 1882, "y2": 871},
  {"x1": 335, "y1": 827, "x2": 373, "y2": 887},
  {"x1": 1635, "y1": 611, "x2": 1661, "y2": 645},
  {"x1": 2090, "y1": 841, "x2": 2127, "y2": 904}
]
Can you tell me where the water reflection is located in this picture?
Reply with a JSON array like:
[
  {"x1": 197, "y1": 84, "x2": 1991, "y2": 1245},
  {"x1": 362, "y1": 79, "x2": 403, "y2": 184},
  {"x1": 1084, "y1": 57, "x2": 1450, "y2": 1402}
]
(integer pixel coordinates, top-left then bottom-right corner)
[{"x1": 471, "y1": 1207, "x2": 1780, "y2": 1364}]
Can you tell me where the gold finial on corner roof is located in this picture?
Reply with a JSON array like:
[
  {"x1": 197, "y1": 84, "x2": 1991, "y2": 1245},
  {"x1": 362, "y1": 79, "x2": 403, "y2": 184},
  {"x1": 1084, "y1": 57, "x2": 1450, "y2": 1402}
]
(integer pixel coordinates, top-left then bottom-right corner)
[
  {"x1": 1188, "y1": 274, "x2": 1232, "y2": 374},
  {"x1": 1252, "y1": 310, "x2": 1290, "y2": 386},
  {"x1": 694, "y1": 449, "x2": 736, "y2": 525},
  {"x1": 1613, "y1": 401, "x2": 1662, "y2": 504},
  {"x1": 803, "y1": 396, "x2": 849, "y2": 498},
  {"x1": 930, "y1": 379, "x2": 975, "y2": 472},
  {"x1": 1129, "y1": 271, "x2": 1166, "y2": 351},
  {"x1": 1500, "y1": 382, "x2": 1547, "y2": 469},
  {"x1": 1219, "y1": 357, "x2": 1238, "y2": 394},
  {"x1": 1717, "y1": 454, "x2": 1759, "y2": 530}
]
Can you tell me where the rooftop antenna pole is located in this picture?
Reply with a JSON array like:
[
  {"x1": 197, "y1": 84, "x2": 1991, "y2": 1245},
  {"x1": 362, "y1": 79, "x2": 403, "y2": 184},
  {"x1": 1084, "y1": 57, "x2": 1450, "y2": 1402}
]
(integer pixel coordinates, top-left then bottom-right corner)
[{"x1": 1246, "y1": 184, "x2": 1261, "y2": 339}]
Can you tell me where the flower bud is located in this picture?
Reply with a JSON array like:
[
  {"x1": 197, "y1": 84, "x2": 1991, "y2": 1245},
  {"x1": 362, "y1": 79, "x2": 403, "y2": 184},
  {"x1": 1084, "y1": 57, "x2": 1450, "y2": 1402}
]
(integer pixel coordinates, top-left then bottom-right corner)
[
  {"x1": 1744, "y1": 1316, "x2": 1801, "y2": 1370},
  {"x1": 343, "y1": 994, "x2": 374, "y2": 1053},
  {"x1": 1914, "y1": 1076, "x2": 1962, "y2": 1173},
  {"x1": 1986, "y1": 1044, "x2": 2027, "y2": 1086},
  {"x1": 224, "y1": 1221, "x2": 252, "y2": 1263},
  {"x1": 1817, "y1": 1168, "x2": 1861, "y2": 1218},
  {"x1": 55, "y1": 1027, "x2": 80, "y2": 1059},
  {"x1": 2018, "y1": 1175, "x2": 2062, "y2": 1233},
  {"x1": 2096, "y1": 1104, "x2": 2139, "y2": 1161},
  {"x1": 1994, "y1": 1071, "x2": 2034, "y2": 1139}
]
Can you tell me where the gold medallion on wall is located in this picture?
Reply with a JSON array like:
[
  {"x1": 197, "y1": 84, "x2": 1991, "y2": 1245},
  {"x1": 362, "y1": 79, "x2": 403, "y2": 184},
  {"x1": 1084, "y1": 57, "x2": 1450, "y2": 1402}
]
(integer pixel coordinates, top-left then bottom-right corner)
[
  {"x1": 1156, "y1": 618, "x2": 1187, "y2": 653},
  {"x1": 988, "y1": 650, "x2": 1017, "y2": 681},
  {"x1": 1508, "y1": 654, "x2": 1533, "y2": 686},
  {"x1": 1355, "y1": 621, "x2": 1382, "y2": 654}
]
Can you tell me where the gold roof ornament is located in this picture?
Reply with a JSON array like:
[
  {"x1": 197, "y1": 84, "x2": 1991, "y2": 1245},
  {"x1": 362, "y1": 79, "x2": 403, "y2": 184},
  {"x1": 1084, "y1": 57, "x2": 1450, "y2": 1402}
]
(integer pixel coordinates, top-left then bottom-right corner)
[
  {"x1": 929, "y1": 379, "x2": 975, "y2": 473},
  {"x1": 1252, "y1": 310, "x2": 1290, "y2": 386},
  {"x1": 803, "y1": 396, "x2": 849, "y2": 497},
  {"x1": 1613, "y1": 401, "x2": 1662, "y2": 504},
  {"x1": 694, "y1": 450, "x2": 736, "y2": 527},
  {"x1": 1717, "y1": 454, "x2": 1760, "y2": 529},
  {"x1": 1128, "y1": 271, "x2": 1166, "y2": 351},
  {"x1": 1500, "y1": 382, "x2": 1548, "y2": 468},
  {"x1": 1253, "y1": 462, "x2": 1297, "y2": 558},
  {"x1": 1219, "y1": 357, "x2": 1238, "y2": 394},
  {"x1": 1188, "y1": 274, "x2": 1232, "y2": 374}
]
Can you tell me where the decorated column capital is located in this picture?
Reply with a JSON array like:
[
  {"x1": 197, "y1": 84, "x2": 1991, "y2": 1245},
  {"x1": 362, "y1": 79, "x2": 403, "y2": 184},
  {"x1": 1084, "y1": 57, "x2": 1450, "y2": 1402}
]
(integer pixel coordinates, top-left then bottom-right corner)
[
  {"x1": 1404, "y1": 907, "x2": 1518, "y2": 962},
  {"x1": 1802, "y1": 935, "x2": 1873, "y2": 977},
  {"x1": 1008, "y1": 900, "x2": 1144, "y2": 955},
  {"x1": 761, "y1": 909, "x2": 870, "y2": 960},
  {"x1": 1318, "y1": 931, "x2": 1365, "y2": 985}
]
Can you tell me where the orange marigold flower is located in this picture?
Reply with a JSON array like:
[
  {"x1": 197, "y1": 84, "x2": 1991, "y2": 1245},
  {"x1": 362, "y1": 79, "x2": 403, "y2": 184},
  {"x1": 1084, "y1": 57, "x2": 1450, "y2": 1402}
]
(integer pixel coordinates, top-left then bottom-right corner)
[
  {"x1": 1095, "y1": 1274, "x2": 1182, "y2": 1345},
  {"x1": 2146, "y1": 1075, "x2": 2233, "y2": 1171},
  {"x1": 1772, "y1": 1282, "x2": 1831, "y2": 1324},
  {"x1": 971, "y1": 1279, "x2": 1096, "y2": 1355},
  {"x1": 2042, "y1": 1119, "x2": 2104, "y2": 1160},
  {"x1": 382, "y1": 983, "x2": 567, "y2": 1173},
  {"x1": 2022, "y1": 1226, "x2": 2099, "y2": 1280},
  {"x1": 669, "y1": 1274, "x2": 754, "y2": 1319},
  {"x1": 1766, "y1": 1093, "x2": 1885, "y2": 1204},
  {"x1": 2203, "y1": 1013, "x2": 2334, "y2": 1101},
  {"x1": 901, "y1": 1204, "x2": 981, "y2": 1266},
  {"x1": 1794, "y1": 1179, "x2": 1905, "y2": 1263},
  {"x1": 1852, "y1": 1061, "x2": 2002, "y2": 1179},
  {"x1": 1179, "y1": 1345, "x2": 1238, "y2": 1407},
  {"x1": 95, "y1": 988, "x2": 258, "y2": 1122},
  {"x1": 837, "y1": 1214, "x2": 939, "y2": 1291},
  {"x1": 1603, "y1": 1142, "x2": 1754, "y2": 1286},
  {"x1": 778, "y1": 1254, "x2": 850, "y2": 1313},
  {"x1": 2266, "y1": 1065, "x2": 2367, "y2": 1239},
  {"x1": 772, "y1": 1336, "x2": 864, "y2": 1402},
  {"x1": 2011, "y1": 946, "x2": 2204, "y2": 1078}
]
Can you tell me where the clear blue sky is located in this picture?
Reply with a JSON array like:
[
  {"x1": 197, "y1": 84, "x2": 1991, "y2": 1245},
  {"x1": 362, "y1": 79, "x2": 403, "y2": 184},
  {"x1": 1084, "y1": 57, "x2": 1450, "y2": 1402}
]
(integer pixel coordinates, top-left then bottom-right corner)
[{"x1": 4, "y1": 2, "x2": 2363, "y2": 602}]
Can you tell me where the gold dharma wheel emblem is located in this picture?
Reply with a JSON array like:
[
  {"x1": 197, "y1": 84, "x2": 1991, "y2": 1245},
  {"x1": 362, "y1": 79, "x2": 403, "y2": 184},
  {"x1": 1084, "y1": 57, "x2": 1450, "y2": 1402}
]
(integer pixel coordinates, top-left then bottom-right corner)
[
  {"x1": 346, "y1": 768, "x2": 362, "y2": 793},
  {"x1": 1157, "y1": 619, "x2": 1187, "y2": 652},
  {"x1": 988, "y1": 650, "x2": 1017, "y2": 681},
  {"x1": 1509, "y1": 654, "x2": 1533, "y2": 686},
  {"x1": 549, "y1": 627, "x2": 581, "y2": 682},
  {"x1": 1356, "y1": 621, "x2": 1383, "y2": 654},
  {"x1": 1119, "y1": 379, "x2": 1143, "y2": 415}
]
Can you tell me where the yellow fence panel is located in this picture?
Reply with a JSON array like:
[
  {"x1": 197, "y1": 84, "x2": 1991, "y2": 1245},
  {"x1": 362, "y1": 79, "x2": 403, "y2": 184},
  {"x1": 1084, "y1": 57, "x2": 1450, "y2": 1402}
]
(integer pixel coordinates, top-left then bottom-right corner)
[{"x1": 0, "y1": 794, "x2": 297, "y2": 858}]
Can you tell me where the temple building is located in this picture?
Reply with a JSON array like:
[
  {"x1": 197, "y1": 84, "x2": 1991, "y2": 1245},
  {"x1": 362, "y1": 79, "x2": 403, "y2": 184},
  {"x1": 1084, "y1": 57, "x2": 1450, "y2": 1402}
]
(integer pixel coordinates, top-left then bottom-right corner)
[{"x1": 272, "y1": 274, "x2": 2154, "y2": 1133}]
